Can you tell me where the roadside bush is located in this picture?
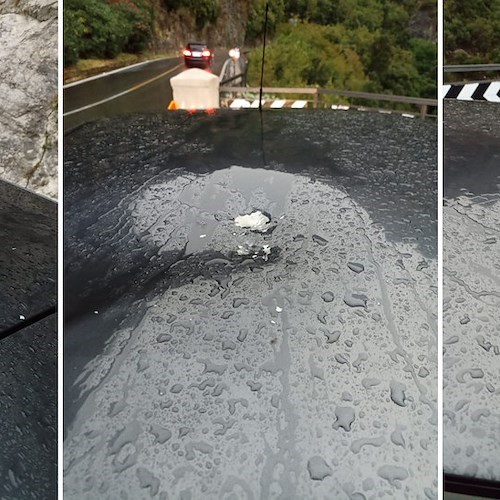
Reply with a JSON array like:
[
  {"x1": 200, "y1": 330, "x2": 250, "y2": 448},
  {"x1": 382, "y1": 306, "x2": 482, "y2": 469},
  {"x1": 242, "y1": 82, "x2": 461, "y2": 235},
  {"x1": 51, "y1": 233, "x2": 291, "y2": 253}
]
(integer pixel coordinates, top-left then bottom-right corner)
[
  {"x1": 64, "y1": 0, "x2": 153, "y2": 66},
  {"x1": 246, "y1": 0, "x2": 286, "y2": 40},
  {"x1": 247, "y1": 21, "x2": 437, "y2": 100},
  {"x1": 409, "y1": 38, "x2": 436, "y2": 98},
  {"x1": 109, "y1": 0, "x2": 154, "y2": 53},
  {"x1": 247, "y1": 23, "x2": 368, "y2": 91},
  {"x1": 64, "y1": 8, "x2": 86, "y2": 66},
  {"x1": 445, "y1": 0, "x2": 500, "y2": 63}
]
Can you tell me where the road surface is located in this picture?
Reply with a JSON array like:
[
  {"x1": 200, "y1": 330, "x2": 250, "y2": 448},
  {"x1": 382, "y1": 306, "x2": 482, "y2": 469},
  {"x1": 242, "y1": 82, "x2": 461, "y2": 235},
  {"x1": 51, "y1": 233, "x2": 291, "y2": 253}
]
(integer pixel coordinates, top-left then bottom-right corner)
[
  {"x1": 443, "y1": 100, "x2": 500, "y2": 485},
  {"x1": 64, "y1": 109, "x2": 437, "y2": 499},
  {"x1": 64, "y1": 53, "x2": 226, "y2": 132}
]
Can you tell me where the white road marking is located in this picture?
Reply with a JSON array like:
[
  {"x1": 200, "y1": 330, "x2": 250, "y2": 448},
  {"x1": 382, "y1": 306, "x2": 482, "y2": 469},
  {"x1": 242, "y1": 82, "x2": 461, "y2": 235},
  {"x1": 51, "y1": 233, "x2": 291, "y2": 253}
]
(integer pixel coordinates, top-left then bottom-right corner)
[{"x1": 63, "y1": 64, "x2": 182, "y2": 116}]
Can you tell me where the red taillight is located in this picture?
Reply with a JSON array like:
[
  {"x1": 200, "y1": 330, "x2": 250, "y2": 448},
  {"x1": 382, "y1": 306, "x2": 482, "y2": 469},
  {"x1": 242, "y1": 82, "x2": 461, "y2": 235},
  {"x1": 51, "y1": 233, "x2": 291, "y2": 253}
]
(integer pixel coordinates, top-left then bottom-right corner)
[
  {"x1": 202, "y1": 50, "x2": 211, "y2": 57},
  {"x1": 183, "y1": 49, "x2": 191, "y2": 56}
]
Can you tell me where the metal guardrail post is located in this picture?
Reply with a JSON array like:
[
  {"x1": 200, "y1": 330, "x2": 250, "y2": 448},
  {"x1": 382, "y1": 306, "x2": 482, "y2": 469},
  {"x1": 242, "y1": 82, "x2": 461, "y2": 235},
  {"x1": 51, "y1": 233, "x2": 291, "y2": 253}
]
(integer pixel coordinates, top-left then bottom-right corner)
[
  {"x1": 420, "y1": 104, "x2": 428, "y2": 119},
  {"x1": 313, "y1": 90, "x2": 318, "y2": 109}
]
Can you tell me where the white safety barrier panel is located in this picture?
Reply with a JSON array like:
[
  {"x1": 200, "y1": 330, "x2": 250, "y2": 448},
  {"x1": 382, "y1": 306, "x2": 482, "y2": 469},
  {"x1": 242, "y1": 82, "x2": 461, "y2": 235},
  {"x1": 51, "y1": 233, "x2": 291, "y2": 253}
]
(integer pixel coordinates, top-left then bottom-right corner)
[
  {"x1": 270, "y1": 100, "x2": 286, "y2": 109},
  {"x1": 223, "y1": 99, "x2": 420, "y2": 118},
  {"x1": 443, "y1": 81, "x2": 500, "y2": 102},
  {"x1": 170, "y1": 69, "x2": 219, "y2": 109},
  {"x1": 250, "y1": 100, "x2": 264, "y2": 108},
  {"x1": 230, "y1": 99, "x2": 251, "y2": 109},
  {"x1": 225, "y1": 99, "x2": 308, "y2": 109}
]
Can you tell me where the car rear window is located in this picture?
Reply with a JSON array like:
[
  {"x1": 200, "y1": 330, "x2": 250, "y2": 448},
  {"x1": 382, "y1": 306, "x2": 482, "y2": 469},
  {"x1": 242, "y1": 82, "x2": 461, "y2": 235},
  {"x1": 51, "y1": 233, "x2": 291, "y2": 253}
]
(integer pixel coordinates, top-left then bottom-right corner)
[{"x1": 188, "y1": 43, "x2": 207, "y2": 51}]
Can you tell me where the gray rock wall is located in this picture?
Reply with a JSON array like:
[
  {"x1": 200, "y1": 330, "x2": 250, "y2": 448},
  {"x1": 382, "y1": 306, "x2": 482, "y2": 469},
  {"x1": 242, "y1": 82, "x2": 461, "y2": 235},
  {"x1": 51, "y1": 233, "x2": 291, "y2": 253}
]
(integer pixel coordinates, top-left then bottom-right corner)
[
  {"x1": 150, "y1": 0, "x2": 252, "y2": 53},
  {"x1": 0, "y1": 0, "x2": 57, "y2": 199}
]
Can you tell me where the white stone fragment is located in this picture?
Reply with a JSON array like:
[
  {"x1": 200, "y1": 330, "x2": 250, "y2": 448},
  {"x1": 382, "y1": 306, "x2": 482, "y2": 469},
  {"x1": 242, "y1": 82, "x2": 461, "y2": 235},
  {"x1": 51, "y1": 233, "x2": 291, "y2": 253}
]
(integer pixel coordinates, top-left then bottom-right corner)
[{"x1": 234, "y1": 211, "x2": 270, "y2": 232}]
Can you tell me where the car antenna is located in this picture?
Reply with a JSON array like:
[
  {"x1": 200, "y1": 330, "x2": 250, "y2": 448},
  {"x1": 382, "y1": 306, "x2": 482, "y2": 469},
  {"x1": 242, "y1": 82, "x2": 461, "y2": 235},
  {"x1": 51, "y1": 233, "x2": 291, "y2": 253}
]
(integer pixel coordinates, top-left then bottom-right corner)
[
  {"x1": 259, "y1": 3, "x2": 269, "y2": 167},
  {"x1": 259, "y1": 2, "x2": 269, "y2": 112}
]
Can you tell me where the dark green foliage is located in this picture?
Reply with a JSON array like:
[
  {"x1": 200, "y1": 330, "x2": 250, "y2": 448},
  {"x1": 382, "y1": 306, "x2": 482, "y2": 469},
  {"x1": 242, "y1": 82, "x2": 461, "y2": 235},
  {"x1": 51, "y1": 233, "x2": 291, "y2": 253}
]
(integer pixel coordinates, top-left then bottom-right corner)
[
  {"x1": 247, "y1": 23, "x2": 368, "y2": 91},
  {"x1": 246, "y1": 0, "x2": 286, "y2": 39},
  {"x1": 64, "y1": 8, "x2": 86, "y2": 66},
  {"x1": 409, "y1": 38, "x2": 436, "y2": 98},
  {"x1": 445, "y1": 0, "x2": 500, "y2": 63},
  {"x1": 64, "y1": 0, "x2": 436, "y2": 100},
  {"x1": 247, "y1": 3, "x2": 436, "y2": 100},
  {"x1": 64, "y1": 0, "x2": 153, "y2": 66}
]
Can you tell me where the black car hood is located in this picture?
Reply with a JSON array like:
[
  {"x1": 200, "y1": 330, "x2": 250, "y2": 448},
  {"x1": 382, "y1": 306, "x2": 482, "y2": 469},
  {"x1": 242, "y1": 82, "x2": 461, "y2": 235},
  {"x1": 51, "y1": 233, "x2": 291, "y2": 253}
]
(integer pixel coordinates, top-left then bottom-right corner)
[
  {"x1": 0, "y1": 180, "x2": 56, "y2": 498},
  {"x1": 64, "y1": 109, "x2": 437, "y2": 499}
]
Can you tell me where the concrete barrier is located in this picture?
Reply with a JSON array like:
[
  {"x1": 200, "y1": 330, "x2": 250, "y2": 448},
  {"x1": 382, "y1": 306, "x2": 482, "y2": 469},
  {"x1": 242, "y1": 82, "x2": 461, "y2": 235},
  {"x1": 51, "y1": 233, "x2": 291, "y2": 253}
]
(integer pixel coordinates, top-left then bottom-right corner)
[{"x1": 170, "y1": 68, "x2": 219, "y2": 110}]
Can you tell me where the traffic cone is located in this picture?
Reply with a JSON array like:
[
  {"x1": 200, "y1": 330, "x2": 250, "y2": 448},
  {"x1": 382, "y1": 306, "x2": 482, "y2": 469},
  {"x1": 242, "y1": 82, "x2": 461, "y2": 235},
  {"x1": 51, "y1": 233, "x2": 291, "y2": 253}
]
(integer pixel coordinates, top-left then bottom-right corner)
[{"x1": 168, "y1": 100, "x2": 178, "y2": 110}]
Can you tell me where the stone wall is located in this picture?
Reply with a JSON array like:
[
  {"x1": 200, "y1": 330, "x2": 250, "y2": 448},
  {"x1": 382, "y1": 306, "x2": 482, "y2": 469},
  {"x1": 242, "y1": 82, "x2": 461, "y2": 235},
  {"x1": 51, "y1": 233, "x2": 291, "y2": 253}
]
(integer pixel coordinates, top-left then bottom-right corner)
[{"x1": 0, "y1": 0, "x2": 58, "y2": 199}]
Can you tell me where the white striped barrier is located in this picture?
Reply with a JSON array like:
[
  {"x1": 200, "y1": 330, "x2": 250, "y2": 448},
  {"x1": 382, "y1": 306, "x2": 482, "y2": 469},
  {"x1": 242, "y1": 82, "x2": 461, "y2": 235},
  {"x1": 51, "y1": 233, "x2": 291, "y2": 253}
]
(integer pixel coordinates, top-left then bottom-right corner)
[
  {"x1": 442, "y1": 81, "x2": 500, "y2": 102},
  {"x1": 228, "y1": 99, "x2": 308, "y2": 109},
  {"x1": 225, "y1": 99, "x2": 416, "y2": 118}
]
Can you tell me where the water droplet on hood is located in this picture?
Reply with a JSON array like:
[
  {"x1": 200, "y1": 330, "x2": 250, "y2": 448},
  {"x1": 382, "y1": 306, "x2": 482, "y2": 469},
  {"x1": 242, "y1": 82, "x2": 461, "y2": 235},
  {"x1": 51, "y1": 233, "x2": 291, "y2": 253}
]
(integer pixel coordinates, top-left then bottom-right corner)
[
  {"x1": 347, "y1": 262, "x2": 365, "y2": 273},
  {"x1": 307, "y1": 456, "x2": 332, "y2": 480}
]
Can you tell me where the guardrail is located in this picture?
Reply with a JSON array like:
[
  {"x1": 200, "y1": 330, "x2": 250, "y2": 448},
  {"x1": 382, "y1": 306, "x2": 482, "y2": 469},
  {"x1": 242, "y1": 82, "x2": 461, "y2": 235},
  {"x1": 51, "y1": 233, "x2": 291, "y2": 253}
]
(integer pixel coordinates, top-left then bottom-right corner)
[
  {"x1": 220, "y1": 86, "x2": 437, "y2": 119},
  {"x1": 444, "y1": 64, "x2": 500, "y2": 73}
]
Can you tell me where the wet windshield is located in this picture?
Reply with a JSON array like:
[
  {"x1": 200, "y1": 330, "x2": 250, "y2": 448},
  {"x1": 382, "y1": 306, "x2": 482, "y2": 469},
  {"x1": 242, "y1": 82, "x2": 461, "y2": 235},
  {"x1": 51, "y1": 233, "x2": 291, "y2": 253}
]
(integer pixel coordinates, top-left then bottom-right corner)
[
  {"x1": 64, "y1": 110, "x2": 437, "y2": 498},
  {"x1": 444, "y1": 100, "x2": 500, "y2": 481}
]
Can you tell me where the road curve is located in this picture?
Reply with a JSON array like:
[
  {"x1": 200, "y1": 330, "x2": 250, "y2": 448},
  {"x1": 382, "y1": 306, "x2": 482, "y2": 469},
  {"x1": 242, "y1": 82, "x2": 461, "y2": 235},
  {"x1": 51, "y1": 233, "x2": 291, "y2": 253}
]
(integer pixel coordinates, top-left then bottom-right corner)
[{"x1": 64, "y1": 53, "x2": 227, "y2": 132}]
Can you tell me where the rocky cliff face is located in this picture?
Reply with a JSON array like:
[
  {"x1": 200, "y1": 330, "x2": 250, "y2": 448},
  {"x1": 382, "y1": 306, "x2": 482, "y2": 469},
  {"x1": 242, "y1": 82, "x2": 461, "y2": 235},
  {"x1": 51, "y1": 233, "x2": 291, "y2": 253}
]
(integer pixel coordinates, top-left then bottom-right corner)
[
  {"x1": 150, "y1": 0, "x2": 252, "y2": 52},
  {"x1": 149, "y1": 0, "x2": 436, "y2": 52},
  {"x1": 0, "y1": 0, "x2": 58, "y2": 199},
  {"x1": 408, "y1": 5, "x2": 437, "y2": 41}
]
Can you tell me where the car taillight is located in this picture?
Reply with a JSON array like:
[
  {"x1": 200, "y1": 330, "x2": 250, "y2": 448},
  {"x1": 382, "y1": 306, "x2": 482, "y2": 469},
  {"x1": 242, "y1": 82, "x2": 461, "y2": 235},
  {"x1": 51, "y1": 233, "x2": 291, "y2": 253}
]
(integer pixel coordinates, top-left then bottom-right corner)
[
  {"x1": 202, "y1": 50, "x2": 211, "y2": 57},
  {"x1": 183, "y1": 50, "x2": 191, "y2": 56}
]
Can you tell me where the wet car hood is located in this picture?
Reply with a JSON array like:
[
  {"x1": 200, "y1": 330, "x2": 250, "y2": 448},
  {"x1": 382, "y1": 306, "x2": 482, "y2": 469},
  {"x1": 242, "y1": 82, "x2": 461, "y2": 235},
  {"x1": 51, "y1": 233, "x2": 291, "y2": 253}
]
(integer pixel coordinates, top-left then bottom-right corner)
[
  {"x1": 64, "y1": 110, "x2": 437, "y2": 499},
  {"x1": 0, "y1": 180, "x2": 56, "y2": 330},
  {"x1": 444, "y1": 100, "x2": 500, "y2": 483},
  {"x1": 0, "y1": 180, "x2": 56, "y2": 498}
]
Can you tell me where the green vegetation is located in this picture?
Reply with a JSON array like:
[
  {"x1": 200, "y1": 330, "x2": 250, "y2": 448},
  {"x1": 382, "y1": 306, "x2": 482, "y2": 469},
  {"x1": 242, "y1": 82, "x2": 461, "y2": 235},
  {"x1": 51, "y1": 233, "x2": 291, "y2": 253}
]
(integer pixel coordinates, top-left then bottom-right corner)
[
  {"x1": 64, "y1": 0, "x2": 436, "y2": 99},
  {"x1": 64, "y1": 0, "x2": 154, "y2": 66},
  {"x1": 65, "y1": 0, "x2": 220, "y2": 66},
  {"x1": 247, "y1": 0, "x2": 436, "y2": 99},
  {"x1": 445, "y1": 1, "x2": 500, "y2": 64},
  {"x1": 163, "y1": 0, "x2": 220, "y2": 29}
]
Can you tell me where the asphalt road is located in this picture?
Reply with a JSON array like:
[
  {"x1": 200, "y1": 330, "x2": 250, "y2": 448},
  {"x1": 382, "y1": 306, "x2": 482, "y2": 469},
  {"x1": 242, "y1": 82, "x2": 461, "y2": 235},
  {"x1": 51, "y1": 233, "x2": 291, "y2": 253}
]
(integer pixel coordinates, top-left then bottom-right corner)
[
  {"x1": 0, "y1": 180, "x2": 56, "y2": 498},
  {"x1": 64, "y1": 109, "x2": 437, "y2": 499},
  {"x1": 64, "y1": 53, "x2": 227, "y2": 132},
  {"x1": 443, "y1": 100, "x2": 500, "y2": 482}
]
